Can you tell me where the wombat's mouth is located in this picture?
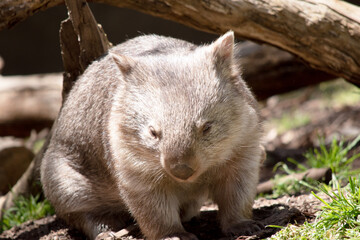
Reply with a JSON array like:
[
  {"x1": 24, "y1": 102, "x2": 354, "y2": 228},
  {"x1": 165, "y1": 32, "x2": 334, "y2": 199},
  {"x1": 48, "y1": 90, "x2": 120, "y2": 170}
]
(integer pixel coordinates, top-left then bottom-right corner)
[
  {"x1": 166, "y1": 165, "x2": 200, "y2": 183},
  {"x1": 161, "y1": 154, "x2": 201, "y2": 182},
  {"x1": 170, "y1": 164, "x2": 195, "y2": 180}
]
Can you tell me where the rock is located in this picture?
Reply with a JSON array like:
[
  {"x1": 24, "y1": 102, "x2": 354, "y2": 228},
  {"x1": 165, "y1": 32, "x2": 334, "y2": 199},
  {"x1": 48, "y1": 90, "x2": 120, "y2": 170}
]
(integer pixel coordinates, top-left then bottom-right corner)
[{"x1": 0, "y1": 141, "x2": 34, "y2": 195}]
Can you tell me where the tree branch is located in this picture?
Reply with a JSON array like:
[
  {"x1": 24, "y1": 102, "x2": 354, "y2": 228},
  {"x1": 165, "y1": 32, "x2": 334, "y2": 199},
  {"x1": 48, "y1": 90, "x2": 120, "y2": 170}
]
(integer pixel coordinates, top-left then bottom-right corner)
[
  {"x1": 1, "y1": 0, "x2": 359, "y2": 86},
  {"x1": 237, "y1": 41, "x2": 335, "y2": 100},
  {"x1": 61, "y1": 0, "x2": 110, "y2": 100},
  {"x1": 0, "y1": 0, "x2": 110, "y2": 218}
]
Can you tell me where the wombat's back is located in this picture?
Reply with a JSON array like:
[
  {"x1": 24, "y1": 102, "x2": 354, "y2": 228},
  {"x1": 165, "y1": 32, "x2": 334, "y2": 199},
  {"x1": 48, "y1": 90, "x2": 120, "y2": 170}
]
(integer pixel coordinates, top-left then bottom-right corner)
[
  {"x1": 111, "y1": 34, "x2": 196, "y2": 57},
  {"x1": 41, "y1": 34, "x2": 197, "y2": 215}
]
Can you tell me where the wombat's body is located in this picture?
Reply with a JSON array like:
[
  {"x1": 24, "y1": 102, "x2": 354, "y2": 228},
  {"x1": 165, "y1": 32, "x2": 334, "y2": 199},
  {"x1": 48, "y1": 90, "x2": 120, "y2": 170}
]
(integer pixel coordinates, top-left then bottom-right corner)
[{"x1": 41, "y1": 32, "x2": 264, "y2": 240}]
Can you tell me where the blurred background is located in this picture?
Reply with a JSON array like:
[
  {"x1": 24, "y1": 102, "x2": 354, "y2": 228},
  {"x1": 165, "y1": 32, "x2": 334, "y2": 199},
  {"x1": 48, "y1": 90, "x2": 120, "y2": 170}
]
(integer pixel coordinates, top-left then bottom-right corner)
[{"x1": 0, "y1": 3, "x2": 216, "y2": 75}]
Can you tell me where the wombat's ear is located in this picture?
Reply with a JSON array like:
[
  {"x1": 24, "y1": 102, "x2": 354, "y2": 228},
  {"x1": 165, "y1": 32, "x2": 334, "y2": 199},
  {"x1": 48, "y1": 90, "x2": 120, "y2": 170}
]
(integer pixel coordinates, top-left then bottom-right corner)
[
  {"x1": 210, "y1": 31, "x2": 238, "y2": 78},
  {"x1": 212, "y1": 31, "x2": 234, "y2": 64},
  {"x1": 110, "y1": 53, "x2": 134, "y2": 75}
]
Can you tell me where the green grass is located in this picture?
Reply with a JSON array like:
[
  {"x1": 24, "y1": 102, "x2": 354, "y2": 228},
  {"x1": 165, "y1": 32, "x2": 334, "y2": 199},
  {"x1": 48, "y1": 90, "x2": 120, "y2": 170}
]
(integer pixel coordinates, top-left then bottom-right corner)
[
  {"x1": 263, "y1": 161, "x2": 318, "y2": 198},
  {"x1": 305, "y1": 136, "x2": 360, "y2": 176},
  {"x1": 271, "y1": 111, "x2": 311, "y2": 134},
  {"x1": 266, "y1": 136, "x2": 360, "y2": 198},
  {"x1": 268, "y1": 177, "x2": 360, "y2": 240},
  {"x1": 0, "y1": 194, "x2": 54, "y2": 233},
  {"x1": 267, "y1": 79, "x2": 360, "y2": 135},
  {"x1": 266, "y1": 136, "x2": 360, "y2": 239},
  {"x1": 314, "y1": 177, "x2": 360, "y2": 235},
  {"x1": 318, "y1": 79, "x2": 360, "y2": 107}
]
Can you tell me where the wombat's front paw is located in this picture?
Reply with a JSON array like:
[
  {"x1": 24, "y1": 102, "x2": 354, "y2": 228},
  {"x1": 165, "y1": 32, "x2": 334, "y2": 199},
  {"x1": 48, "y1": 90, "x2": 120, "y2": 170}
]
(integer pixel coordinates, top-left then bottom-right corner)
[
  {"x1": 162, "y1": 232, "x2": 199, "y2": 240},
  {"x1": 95, "y1": 231, "x2": 116, "y2": 240},
  {"x1": 224, "y1": 220, "x2": 264, "y2": 236}
]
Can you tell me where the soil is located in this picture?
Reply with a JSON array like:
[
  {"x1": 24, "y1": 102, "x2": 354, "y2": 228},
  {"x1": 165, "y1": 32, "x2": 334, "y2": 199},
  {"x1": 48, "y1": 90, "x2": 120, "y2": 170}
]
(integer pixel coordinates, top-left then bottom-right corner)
[
  {"x1": 0, "y1": 80, "x2": 359, "y2": 240},
  {"x1": 0, "y1": 193, "x2": 328, "y2": 240}
]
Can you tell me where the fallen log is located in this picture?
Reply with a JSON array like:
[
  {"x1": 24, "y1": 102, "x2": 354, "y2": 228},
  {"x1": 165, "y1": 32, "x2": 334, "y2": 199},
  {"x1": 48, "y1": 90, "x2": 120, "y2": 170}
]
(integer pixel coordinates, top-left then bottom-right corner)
[
  {"x1": 0, "y1": 0, "x2": 359, "y2": 86},
  {"x1": 256, "y1": 167, "x2": 332, "y2": 194},
  {"x1": 238, "y1": 42, "x2": 335, "y2": 100},
  {"x1": 0, "y1": 74, "x2": 62, "y2": 137},
  {"x1": 0, "y1": 0, "x2": 109, "y2": 217}
]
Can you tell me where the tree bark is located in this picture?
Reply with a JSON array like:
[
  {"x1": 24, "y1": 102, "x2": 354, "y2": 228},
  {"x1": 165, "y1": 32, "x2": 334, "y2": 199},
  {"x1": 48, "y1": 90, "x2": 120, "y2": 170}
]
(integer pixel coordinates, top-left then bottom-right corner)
[
  {"x1": 237, "y1": 42, "x2": 335, "y2": 100},
  {"x1": 60, "y1": 0, "x2": 111, "y2": 100},
  {"x1": 0, "y1": 0, "x2": 110, "y2": 218},
  {"x1": 0, "y1": 74, "x2": 62, "y2": 137},
  {"x1": 0, "y1": 0, "x2": 359, "y2": 86}
]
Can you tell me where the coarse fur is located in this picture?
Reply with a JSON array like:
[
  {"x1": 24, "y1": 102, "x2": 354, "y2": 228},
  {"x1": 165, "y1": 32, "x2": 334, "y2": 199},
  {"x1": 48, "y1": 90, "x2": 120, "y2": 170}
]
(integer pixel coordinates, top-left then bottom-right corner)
[{"x1": 41, "y1": 31, "x2": 264, "y2": 240}]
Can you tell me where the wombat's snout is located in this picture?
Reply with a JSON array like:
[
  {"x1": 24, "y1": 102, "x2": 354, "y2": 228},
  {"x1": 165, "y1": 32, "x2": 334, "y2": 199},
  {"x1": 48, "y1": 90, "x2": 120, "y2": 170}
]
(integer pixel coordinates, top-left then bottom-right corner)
[
  {"x1": 169, "y1": 164, "x2": 195, "y2": 180},
  {"x1": 162, "y1": 149, "x2": 197, "y2": 181}
]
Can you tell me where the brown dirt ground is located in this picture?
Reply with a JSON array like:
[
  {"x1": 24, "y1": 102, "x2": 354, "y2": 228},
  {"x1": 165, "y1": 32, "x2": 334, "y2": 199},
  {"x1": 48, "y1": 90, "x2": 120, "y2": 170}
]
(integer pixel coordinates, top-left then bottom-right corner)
[
  {"x1": 1, "y1": 80, "x2": 359, "y2": 240},
  {"x1": 0, "y1": 193, "x2": 328, "y2": 240}
]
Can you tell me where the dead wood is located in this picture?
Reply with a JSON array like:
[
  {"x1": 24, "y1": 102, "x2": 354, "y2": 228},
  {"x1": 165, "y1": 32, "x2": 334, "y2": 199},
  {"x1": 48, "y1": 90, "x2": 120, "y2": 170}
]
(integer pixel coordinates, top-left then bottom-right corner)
[
  {"x1": 61, "y1": 0, "x2": 111, "y2": 100},
  {"x1": 60, "y1": 19, "x2": 82, "y2": 100},
  {"x1": 0, "y1": 0, "x2": 109, "y2": 218},
  {"x1": 0, "y1": 0, "x2": 360, "y2": 86},
  {"x1": 237, "y1": 42, "x2": 335, "y2": 100},
  {"x1": 0, "y1": 74, "x2": 62, "y2": 137},
  {"x1": 256, "y1": 167, "x2": 332, "y2": 194}
]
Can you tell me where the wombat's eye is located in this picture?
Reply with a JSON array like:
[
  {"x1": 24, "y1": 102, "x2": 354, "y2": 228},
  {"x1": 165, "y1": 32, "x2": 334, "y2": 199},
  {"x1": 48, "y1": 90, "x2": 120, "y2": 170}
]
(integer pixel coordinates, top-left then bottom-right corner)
[
  {"x1": 149, "y1": 126, "x2": 160, "y2": 139},
  {"x1": 201, "y1": 122, "x2": 213, "y2": 135}
]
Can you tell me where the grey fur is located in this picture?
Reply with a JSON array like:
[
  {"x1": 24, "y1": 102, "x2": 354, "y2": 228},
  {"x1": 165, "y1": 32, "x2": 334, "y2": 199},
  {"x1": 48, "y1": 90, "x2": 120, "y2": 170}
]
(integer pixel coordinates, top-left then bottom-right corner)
[{"x1": 41, "y1": 31, "x2": 264, "y2": 240}]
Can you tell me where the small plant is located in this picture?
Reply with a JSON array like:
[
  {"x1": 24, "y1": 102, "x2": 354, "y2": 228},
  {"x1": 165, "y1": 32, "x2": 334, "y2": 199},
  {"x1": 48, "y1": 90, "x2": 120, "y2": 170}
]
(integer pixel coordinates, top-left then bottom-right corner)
[
  {"x1": 265, "y1": 136, "x2": 360, "y2": 199},
  {"x1": 267, "y1": 136, "x2": 360, "y2": 239},
  {"x1": 1, "y1": 194, "x2": 54, "y2": 232},
  {"x1": 268, "y1": 177, "x2": 360, "y2": 240},
  {"x1": 267, "y1": 220, "x2": 326, "y2": 239},
  {"x1": 268, "y1": 161, "x2": 318, "y2": 198},
  {"x1": 305, "y1": 135, "x2": 360, "y2": 177},
  {"x1": 313, "y1": 177, "x2": 360, "y2": 237}
]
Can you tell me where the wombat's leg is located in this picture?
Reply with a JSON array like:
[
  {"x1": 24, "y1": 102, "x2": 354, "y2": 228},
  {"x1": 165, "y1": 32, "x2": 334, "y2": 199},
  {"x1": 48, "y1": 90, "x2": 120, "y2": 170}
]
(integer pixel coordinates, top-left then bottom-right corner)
[
  {"x1": 63, "y1": 211, "x2": 131, "y2": 240},
  {"x1": 180, "y1": 200, "x2": 202, "y2": 222},
  {"x1": 211, "y1": 149, "x2": 263, "y2": 236},
  {"x1": 62, "y1": 212, "x2": 105, "y2": 239},
  {"x1": 124, "y1": 190, "x2": 198, "y2": 240},
  {"x1": 180, "y1": 192, "x2": 207, "y2": 222}
]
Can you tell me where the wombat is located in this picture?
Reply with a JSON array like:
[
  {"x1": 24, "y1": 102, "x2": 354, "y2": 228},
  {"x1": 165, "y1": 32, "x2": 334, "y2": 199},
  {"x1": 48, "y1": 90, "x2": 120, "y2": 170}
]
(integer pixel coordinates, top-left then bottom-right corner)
[{"x1": 41, "y1": 31, "x2": 264, "y2": 240}]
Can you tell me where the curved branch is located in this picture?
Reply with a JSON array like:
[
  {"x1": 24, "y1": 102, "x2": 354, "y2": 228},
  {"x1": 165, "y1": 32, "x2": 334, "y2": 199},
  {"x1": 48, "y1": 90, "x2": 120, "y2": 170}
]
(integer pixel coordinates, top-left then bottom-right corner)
[
  {"x1": 1, "y1": 0, "x2": 359, "y2": 85},
  {"x1": 101, "y1": 0, "x2": 360, "y2": 85},
  {"x1": 0, "y1": 0, "x2": 61, "y2": 29}
]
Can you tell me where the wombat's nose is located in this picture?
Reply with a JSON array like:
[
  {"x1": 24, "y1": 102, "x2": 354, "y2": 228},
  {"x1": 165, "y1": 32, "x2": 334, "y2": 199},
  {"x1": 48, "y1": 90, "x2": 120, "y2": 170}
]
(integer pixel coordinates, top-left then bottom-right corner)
[{"x1": 169, "y1": 164, "x2": 195, "y2": 180}]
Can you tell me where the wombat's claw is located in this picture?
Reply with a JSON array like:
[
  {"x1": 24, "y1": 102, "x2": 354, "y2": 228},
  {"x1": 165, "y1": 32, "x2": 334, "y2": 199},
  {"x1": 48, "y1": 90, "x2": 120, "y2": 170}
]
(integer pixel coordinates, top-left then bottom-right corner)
[
  {"x1": 95, "y1": 231, "x2": 117, "y2": 240},
  {"x1": 162, "y1": 232, "x2": 199, "y2": 240},
  {"x1": 225, "y1": 220, "x2": 264, "y2": 236}
]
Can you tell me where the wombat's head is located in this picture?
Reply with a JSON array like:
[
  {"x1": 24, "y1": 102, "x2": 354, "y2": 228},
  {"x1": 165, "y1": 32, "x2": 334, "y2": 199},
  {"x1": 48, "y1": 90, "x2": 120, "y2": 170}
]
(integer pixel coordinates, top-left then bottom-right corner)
[{"x1": 110, "y1": 31, "x2": 259, "y2": 182}]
